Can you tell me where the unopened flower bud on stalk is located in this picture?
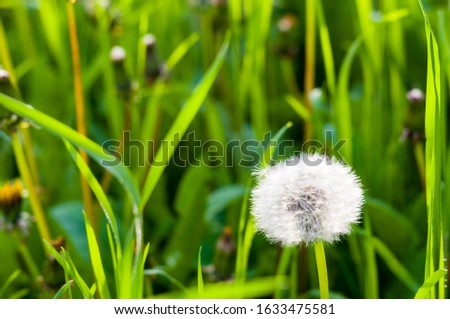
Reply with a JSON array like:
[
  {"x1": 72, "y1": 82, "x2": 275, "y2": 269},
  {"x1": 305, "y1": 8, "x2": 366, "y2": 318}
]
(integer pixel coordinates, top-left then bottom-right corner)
[
  {"x1": 0, "y1": 68, "x2": 23, "y2": 132},
  {"x1": 142, "y1": 34, "x2": 166, "y2": 84},
  {"x1": 250, "y1": 153, "x2": 364, "y2": 246},
  {"x1": 110, "y1": 46, "x2": 132, "y2": 95}
]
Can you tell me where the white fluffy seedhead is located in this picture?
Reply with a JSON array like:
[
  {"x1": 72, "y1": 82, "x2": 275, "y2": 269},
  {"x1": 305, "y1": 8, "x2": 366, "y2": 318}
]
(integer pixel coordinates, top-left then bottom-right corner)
[{"x1": 250, "y1": 153, "x2": 364, "y2": 246}]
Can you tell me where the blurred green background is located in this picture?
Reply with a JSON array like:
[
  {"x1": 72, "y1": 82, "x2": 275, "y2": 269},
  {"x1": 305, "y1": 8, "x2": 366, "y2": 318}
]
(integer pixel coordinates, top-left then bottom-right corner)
[{"x1": 0, "y1": 0, "x2": 449, "y2": 298}]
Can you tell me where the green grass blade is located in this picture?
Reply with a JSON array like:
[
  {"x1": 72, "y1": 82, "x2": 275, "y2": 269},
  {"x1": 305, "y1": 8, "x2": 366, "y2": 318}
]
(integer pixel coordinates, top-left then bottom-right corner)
[
  {"x1": 315, "y1": 0, "x2": 335, "y2": 95},
  {"x1": 139, "y1": 33, "x2": 230, "y2": 211},
  {"x1": 53, "y1": 280, "x2": 74, "y2": 299},
  {"x1": 415, "y1": 269, "x2": 447, "y2": 299},
  {"x1": 139, "y1": 32, "x2": 200, "y2": 142},
  {"x1": 43, "y1": 241, "x2": 93, "y2": 299},
  {"x1": 333, "y1": 37, "x2": 362, "y2": 163},
  {"x1": 64, "y1": 140, "x2": 121, "y2": 257},
  {"x1": 144, "y1": 269, "x2": 188, "y2": 293},
  {"x1": 0, "y1": 93, "x2": 141, "y2": 209},
  {"x1": 198, "y1": 246, "x2": 204, "y2": 296},
  {"x1": 236, "y1": 122, "x2": 293, "y2": 285},
  {"x1": 83, "y1": 211, "x2": 111, "y2": 299},
  {"x1": 0, "y1": 270, "x2": 21, "y2": 298},
  {"x1": 262, "y1": 121, "x2": 293, "y2": 166},
  {"x1": 419, "y1": 0, "x2": 443, "y2": 298},
  {"x1": 371, "y1": 236, "x2": 419, "y2": 293},
  {"x1": 285, "y1": 95, "x2": 311, "y2": 121},
  {"x1": 275, "y1": 247, "x2": 293, "y2": 299},
  {"x1": 156, "y1": 276, "x2": 287, "y2": 299},
  {"x1": 131, "y1": 243, "x2": 150, "y2": 298}
]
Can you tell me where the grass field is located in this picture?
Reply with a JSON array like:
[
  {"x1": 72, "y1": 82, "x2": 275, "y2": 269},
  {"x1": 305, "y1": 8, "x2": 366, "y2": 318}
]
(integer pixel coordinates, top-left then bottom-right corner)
[{"x1": 0, "y1": 0, "x2": 449, "y2": 299}]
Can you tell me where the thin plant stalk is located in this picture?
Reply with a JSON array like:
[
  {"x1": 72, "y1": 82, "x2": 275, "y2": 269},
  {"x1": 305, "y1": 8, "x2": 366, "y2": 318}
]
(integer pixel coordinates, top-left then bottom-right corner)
[
  {"x1": 314, "y1": 241, "x2": 329, "y2": 299},
  {"x1": 66, "y1": 1, "x2": 96, "y2": 232},
  {"x1": 414, "y1": 141, "x2": 426, "y2": 191},
  {"x1": 19, "y1": 126, "x2": 40, "y2": 184},
  {"x1": 11, "y1": 132, "x2": 51, "y2": 242},
  {"x1": 290, "y1": 248, "x2": 298, "y2": 299},
  {"x1": 303, "y1": 0, "x2": 316, "y2": 141}
]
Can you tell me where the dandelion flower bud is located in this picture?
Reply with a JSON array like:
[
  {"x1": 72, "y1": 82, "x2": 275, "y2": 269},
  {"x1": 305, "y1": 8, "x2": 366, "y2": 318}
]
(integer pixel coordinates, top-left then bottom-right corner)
[
  {"x1": 110, "y1": 46, "x2": 126, "y2": 63},
  {"x1": 406, "y1": 88, "x2": 425, "y2": 104},
  {"x1": 0, "y1": 68, "x2": 9, "y2": 81},
  {"x1": 142, "y1": 34, "x2": 156, "y2": 48},
  {"x1": 250, "y1": 153, "x2": 364, "y2": 246}
]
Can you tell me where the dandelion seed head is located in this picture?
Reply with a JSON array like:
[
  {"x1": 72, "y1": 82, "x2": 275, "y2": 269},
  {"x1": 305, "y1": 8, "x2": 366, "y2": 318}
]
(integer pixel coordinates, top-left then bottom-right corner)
[{"x1": 250, "y1": 153, "x2": 364, "y2": 246}]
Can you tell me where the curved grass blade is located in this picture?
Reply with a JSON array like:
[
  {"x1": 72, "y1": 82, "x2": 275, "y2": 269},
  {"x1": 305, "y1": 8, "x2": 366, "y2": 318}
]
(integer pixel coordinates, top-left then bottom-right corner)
[
  {"x1": 0, "y1": 93, "x2": 140, "y2": 208},
  {"x1": 0, "y1": 270, "x2": 21, "y2": 298},
  {"x1": 315, "y1": 0, "x2": 335, "y2": 95},
  {"x1": 139, "y1": 33, "x2": 230, "y2": 211},
  {"x1": 53, "y1": 280, "x2": 74, "y2": 299},
  {"x1": 156, "y1": 276, "x2": 287, "y2": 299},
  {"x1": 144, "y1": 269, "x2": 188, "y2": 293},
  {"x1": 64, "y1": 140, "x2": 121, "y2": 256},
  {"x1": 139, "y1": 33, "x2": 201, "y2": 181},
  {"x1": 198, "y1": 246, "x2": 204, "y2": 296},
  {"x1": 333, "y1": 36, "x2": 362, "y2": 163},
  {"x1": 43, "y1": 241, "x2": 93, "y2": 299},
  {"x1": 285, "y1": 95, "x2": 310, "y2": 121},
  {"x1": 236, "y1": 121, "x2": 293, "y2": 285},
  {"x1": 83, "y1": 211, "x2": 111, "y2": 299},
  {"x1": 415, "y1": 269, "x2": 447, "y2": 299}
]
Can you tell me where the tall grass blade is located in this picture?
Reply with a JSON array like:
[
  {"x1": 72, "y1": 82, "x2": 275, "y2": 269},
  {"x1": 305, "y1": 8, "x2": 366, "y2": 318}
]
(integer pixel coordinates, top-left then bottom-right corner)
[
  {"x1": 419, "y1": 0, "x2": 444, "y2": 298},
  {"x1": 0, "y1": 93, "x2": 141, "y2": 208},
  {"x1": 83, "y1": 211, "x2": 111, "y2": 298},
  {"x1": 139, "y1": 33, "x2": 230, "y2": 211},
  {"x1": 415, "y1": 269, "x2": 448, "y2": 299}
]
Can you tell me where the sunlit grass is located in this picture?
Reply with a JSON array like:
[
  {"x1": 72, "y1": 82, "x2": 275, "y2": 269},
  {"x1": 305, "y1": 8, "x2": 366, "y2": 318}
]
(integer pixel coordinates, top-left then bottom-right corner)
[{"x1": 0, "y1": 0, "x2": 449, "y2": 299}]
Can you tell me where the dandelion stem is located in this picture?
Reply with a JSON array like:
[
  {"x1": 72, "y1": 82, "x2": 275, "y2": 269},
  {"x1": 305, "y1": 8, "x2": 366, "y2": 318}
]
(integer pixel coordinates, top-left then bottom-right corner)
[
  {"x1": 11, "y1": 132, "x2": 51, "y2": 242},
  {"x1": 314, "y1": 241, "x2": 329, "y2": 299}
]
